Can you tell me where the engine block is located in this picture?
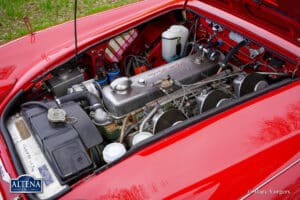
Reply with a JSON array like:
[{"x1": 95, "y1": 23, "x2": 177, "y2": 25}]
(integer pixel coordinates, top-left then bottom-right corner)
[{"x1": 101, "y1": 55, "x2": 219, "y2": 118}]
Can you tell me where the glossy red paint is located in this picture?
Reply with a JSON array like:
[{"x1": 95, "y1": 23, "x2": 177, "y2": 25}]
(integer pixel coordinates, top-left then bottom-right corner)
[
  {"x1": 0, "y1": 1, "x2": 184, "y2": 199},
  {"x1": 0, "y1": 133, "x2": 23, "y2": 200},
  {"x1": 185, "y1": 0, "x2": 300, "y2": 60},
  {"x1": 192, "y1": 0, "x2": 300, "y2": 46},
  {"x1": 61, "y1": 80, "x2": 300, "y2": 199},
  {"x1": 245, "y1": 156, "x2": 300, "y2": 199},
  {"x1": 0, "y1": 79, "x2": 16, "y2": 102},
  {"x1": 0, "y1": 0, "x2": 299, "y2": 199}
]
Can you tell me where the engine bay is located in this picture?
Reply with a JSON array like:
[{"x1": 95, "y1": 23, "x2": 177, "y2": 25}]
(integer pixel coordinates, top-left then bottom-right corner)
[{"x1": 4, "y1": 10, "x2": 299, "y2": 199}]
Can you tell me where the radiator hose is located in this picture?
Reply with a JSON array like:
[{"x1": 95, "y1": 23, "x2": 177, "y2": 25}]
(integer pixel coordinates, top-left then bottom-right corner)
[{"x1": 57, "y1": 91, "x2": 101, "y2": 111}]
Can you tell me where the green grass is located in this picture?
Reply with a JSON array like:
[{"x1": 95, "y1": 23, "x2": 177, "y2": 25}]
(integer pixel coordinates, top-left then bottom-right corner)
[{"x1": 0, "y1": 0, "x2": 138, "y2": 44}]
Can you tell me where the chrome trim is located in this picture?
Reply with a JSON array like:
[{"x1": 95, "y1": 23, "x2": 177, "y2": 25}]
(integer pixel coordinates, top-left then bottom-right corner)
[{"x1": 240, "y1": 158, "x2": 300, "y2": 199}]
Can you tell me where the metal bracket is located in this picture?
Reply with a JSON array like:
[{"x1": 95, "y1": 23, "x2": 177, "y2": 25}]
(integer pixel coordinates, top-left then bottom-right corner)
[{"x1": 249, "y1": 47, "x2": 265, "y2": 58}]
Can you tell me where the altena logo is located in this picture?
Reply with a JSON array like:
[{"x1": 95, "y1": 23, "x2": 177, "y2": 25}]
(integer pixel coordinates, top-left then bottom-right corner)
[{"x1": 10, "y1": 175, "x2": 42, "y2": 193}]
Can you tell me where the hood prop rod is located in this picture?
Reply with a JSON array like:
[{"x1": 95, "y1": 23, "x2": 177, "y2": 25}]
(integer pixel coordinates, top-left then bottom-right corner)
[{"x1": 74, "y1": 0, "x2": 79, "y2": 66}]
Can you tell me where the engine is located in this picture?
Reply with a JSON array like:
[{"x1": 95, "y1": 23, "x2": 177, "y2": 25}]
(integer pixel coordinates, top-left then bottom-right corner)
[
  {"x1": 101, "y1": 54, "x2": 219, "y2": 118},
  {"x1": 7, "y1": 51, "x2": 270, "y2": 183},
  {"x1": 5, "y1": 10, "x2": 296, "y2": 199}
]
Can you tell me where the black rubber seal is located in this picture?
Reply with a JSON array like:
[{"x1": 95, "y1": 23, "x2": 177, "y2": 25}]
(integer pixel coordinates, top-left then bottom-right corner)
[{"x1": 0, "y1": 90, "x2": 25, "y2": 175}]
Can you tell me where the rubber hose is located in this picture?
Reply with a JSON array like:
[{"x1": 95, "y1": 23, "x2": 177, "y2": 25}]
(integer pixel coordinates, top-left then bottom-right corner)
[
  {"x1": 58, "y1": 91, "x2": 101, "y2": 110},
  {"x1": 221, "y1": 40, "x2": 248, "y2": 67}
]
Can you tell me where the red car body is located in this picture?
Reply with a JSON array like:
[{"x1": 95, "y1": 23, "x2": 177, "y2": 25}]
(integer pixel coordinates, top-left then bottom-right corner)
[{"x1": 0, "y1": 0, "x2": 299, "y2": 199}]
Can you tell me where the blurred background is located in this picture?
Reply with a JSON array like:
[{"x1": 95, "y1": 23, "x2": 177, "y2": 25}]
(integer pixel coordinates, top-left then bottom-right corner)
[{"x1": 0, "y1": 0, "x2": 138, "y2": 45}]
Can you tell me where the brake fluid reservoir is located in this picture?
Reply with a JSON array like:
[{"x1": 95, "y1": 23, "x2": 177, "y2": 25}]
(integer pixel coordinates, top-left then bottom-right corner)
[{"x1": 162, "y1": 25, "x2": 189, "y2": 62}]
